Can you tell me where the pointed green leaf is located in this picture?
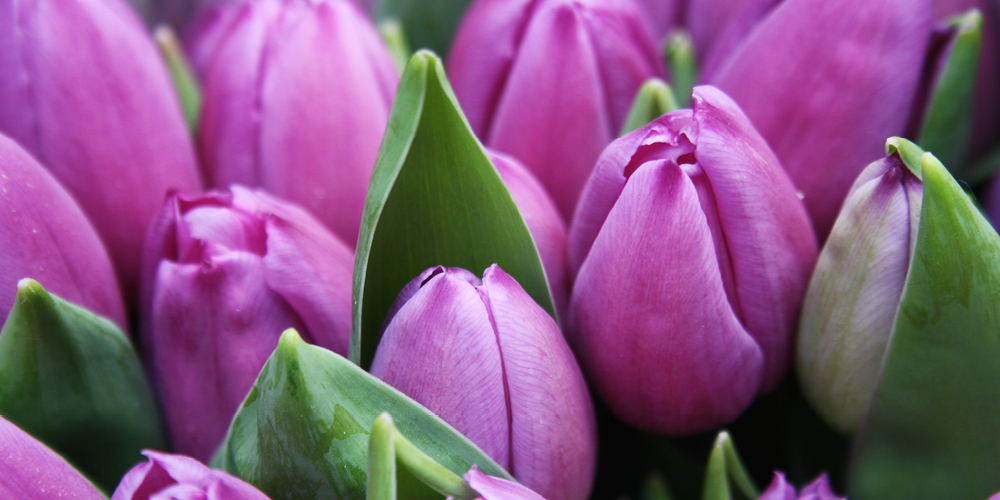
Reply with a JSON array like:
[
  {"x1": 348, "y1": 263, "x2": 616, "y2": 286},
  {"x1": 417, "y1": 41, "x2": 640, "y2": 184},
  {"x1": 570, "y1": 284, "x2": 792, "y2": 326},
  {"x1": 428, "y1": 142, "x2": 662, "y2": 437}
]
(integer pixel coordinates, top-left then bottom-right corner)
[
  {"x1": 379, "y1": 19, "x2": 413, "y2": 74},
  {"x1": 368, "y1": 414, "x2": 397, "y2": 500},
  {"x1": 351, "y1": 50, "x2": 554, "y2": 369},
  {"x1": 376, "y1": 0, "x2": 471, "y2": 56},
  {"x1": 886, "y1": 137, "x2": 925, "y2": 180},
  {"x1": 702, "y1": 432, "x2": 758, "y2": 500},
  {"x1": 155, "y1": 24, "x2": 203, "y2": 134},
  {"x1": 849, "y1": 152, "x2": 1000, "y2": 500},
  {"x1": 393, "y1": 423, "x2": 478, "y2": 499},
  {"x1": 917, "y1": 9, "x2": 982, "y2": 174},
  {"x1": 664, "y1": 29, "x2": 697, "y2": 108},
  {"x1": 214, "y1": 329, "x2": 511, "y2": 500},
  {"x1": 644, "y1": 474, "x2": 674, "y2": 500},
  {"x1": 620, "y1": 78, "x2": 681, "y2": 135},
  {"x1": 0, "y1": 279, "x2": 167, "y2": 493}
]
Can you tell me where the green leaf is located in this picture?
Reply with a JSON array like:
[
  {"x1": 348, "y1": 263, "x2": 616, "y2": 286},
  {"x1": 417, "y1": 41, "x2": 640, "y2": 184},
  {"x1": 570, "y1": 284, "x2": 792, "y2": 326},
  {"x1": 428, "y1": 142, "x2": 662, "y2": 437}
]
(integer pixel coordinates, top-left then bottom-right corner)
[
  {"x1": 701, "y1": 432, "x2": 758, "y2": 500},
  {"x1": 0, "y1": 279, "x2": 167, "y2": 493},
  {"x1": 376, "y1": 0, "x2": 471, "y2": 56},
  {"x1": 620, "y1": 78, "x2": 681, "y2": 136},
  {"x1": 378, "y1": 19, "x2": 413, "y2": 74},
  {"x1": 644, "y1": 474, "x2": 674, "y2": 500},
  {"x1": 155, "y1": 24, "x2": 203, "y2": 134},
  {"x1": 368, "y1": 414, "x2": 397, "y2": 500},
  {"x1": 351, "y1": 50, "x2": 554, "y2": 369},
  {"x1": 664, "y1": 29, "x2": 697, "y2": 109},
  {"x1": 916, "y1": 9, "x2": 982, "y2": 175},
  {"x1": 214, "y1": 329, "x2": 512, "y2": 500},
  {"x1": 849, "y1": 151, "x2": 1000, "y2": 500}
]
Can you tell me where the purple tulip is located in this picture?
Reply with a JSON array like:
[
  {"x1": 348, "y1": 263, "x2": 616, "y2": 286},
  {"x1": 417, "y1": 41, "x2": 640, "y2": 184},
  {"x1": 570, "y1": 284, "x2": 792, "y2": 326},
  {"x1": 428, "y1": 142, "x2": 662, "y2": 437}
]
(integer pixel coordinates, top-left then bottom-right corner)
[
  {"x1": 0, "y1": 0, "x2": 204, "y2": 298},
  {"x1": 112, "y1": 450, "x2": 270, "y2": 500},
  {"x1": 0, "y1": 133, "x2": 126, "y2": 329},
  {"x1": 140, "y1": 186, "x2": 354, "y2": 461},
  {"x1": 489, "y1": 150, "x2": 569, "y2": 320},
  {"x1": 465, "y1": 466, "x2": 546, "y2": 500},
  {"x1": 758, "y1": 473, "x2": 844, "y2": 500},
  {"x1": 0, "y1": 416, "x2": 104, "y2": 500},
  {"x1": 567, "y1": 86, "x2": 817, "y2": 435},
  {"x1": 703, "y1": 0, "x2": 932, "y2": 239},
  {"x1": 189, "y1": 0, "x2": 399, "y2": 246},
  {"x1": 448, "y1": 0, "x2": 665, "y2": 220},
  {"x1": 370, "y1": 265, "x2": 597, "y2": 500},
  {"x1": 632, "y1": 0, "x2": 751, "y2": 54}
]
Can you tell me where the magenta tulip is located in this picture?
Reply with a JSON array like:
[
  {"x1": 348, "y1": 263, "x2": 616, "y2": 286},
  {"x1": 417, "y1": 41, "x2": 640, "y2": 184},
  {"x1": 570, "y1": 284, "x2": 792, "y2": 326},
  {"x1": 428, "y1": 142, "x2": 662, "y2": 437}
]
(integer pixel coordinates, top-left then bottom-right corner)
[
  {"x1": 190, "y1": 0, "x2": 398, "y2": 246},
  {"x1": 140, "y1": 186, "x2": 354, "y2": 461},
  {"x1": 448, "y1": 0, "x2": 665, "y2": 220},
  {"x1": 465, "y1": 466, "x2": 546, "y2": 500},
  {"x1": 0, "y1": 0, "x2": 203, "y2": 297},
  {"x1": 758, "y1": 473, "x2": 844, "y2": 500},
  {"x1": 0, "y1": 133, "x2": 125, "y2": 329},
  {"x1": 112, "y1": 450, "x2": 270, "y2": 500},
  {"x1": 370, "y1": 265, "x2": 596, "y2": 500},
  {"x1": 0, "y1": 416, "x2": 104, "y2": 500},
  {"x1": 632, "y1": 0, "x2": 751, "y2": 55},
  {"x1": 567, "y1": 86, "x2": 817, "y2": 435}
]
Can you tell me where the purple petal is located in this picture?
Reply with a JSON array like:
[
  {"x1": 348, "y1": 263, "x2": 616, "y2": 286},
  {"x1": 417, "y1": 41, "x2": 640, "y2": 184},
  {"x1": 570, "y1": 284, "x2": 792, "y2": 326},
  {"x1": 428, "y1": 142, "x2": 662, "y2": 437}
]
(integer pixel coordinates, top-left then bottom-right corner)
[
  {"x1": 112, "y1": 450, "x2": 270, "y2": 500},
  {"x1": 758, "y1": 472, "x2": 798, "y2": 500},
  {"x1": 686, "y1": 0, "x2": 755, "y2": 60},
  {"x1": 798, "y1": 474, "x2": 845, "y2": 500},
  {"x1": 369, "y1": 270, "x2": 510, "y2": 469},
  {"x1": 0, "y1": 417, "x2": 104, "y2": 500},
  {"x1": 481, "y1": 265, "x2": 596, "y2": 500},
  {"x1": 709, "y1": 0, "x2": 933, "y2": 238},
  {"x1": 182, "y1": 1, "x2": 244, "y2": 81},
  {"x1": 630, "y1": 0, "x2": 682, "y2": 40},
  {"x1": 465, "y1": 466, "x2": 547, "y2": 500}
]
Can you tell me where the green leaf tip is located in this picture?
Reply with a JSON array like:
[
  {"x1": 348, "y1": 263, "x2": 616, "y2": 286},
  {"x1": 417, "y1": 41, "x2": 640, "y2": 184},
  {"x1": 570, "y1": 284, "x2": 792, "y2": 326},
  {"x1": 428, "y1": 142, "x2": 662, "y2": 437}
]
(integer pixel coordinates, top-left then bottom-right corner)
[
  {"x1": 367, "y1": 413, "x2": 397, "y2": 500},
  {"x1": 620, "y1": 78, "x2": 681, "y2": 135},
  {"x1": 886, "y1": 137, "x2": 925, "y2": 180},
  {"x1": 664, "y1": 29, "x2": 697, "y2": 108},
  {"x1": 702, "y1": 432, "x2": 758, "y2": 500},
  {"x1": 379, "y1": 18, "x2": 412, "y2": 74},
  {"x1": 155, "y1": 24, "x2": 203, "y2": 134}
]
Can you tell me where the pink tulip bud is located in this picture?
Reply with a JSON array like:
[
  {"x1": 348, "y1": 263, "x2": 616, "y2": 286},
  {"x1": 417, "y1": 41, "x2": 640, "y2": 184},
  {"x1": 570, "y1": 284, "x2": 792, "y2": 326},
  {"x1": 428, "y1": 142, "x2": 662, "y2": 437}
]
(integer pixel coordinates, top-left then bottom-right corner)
[
  {"x1": 370, "y1": 265, "x2": 596, "y2": 500},
  {"x1": 0, "y1": 416, "x2": 104, "y2": 500},
  {"x1": 567, "y1": 86, "x2": 817, "y2": 435},
  {"x1": 189, "y1": 0, "x2": 399, "y2": 246},
  {"x1": 112, "y1": 450, "x2": 270, "y2": 500},
  {"x1": 758, "y1": 473, "x2": 844, "y2": 500},
  {"x1": 140, "y1": 186, "x2": 354, "y2": 461},
  {"x1": 0, "y1": 133, "x2": 125, "y2": 329}
]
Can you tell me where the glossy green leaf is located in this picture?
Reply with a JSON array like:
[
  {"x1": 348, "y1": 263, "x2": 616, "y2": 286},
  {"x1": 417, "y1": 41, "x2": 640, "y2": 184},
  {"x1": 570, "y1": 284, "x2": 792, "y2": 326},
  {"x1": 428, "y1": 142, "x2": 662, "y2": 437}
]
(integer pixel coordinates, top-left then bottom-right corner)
[
  {"x1": 351, "y1": 50, "x2": 554, "y2": 369},
  {"x1": 702, "y1": 432, "x2": 758, "y2": 500},
  {"x1": 155, "y1": 24, "x2": 202, "y2": 134},
  {"x1": 376, "y1": 0, "x2": 471, "y2": 56},
  {"x1": 849, "y1": 151, "x2": 1000, "y2": 500},
  {"x1": 664, "y1": 29, "x2": 697, "y2": 109},
  {"x1": 214, "y1": 329, "x2": 511, "y2": 500},
  {"x1": 917, "y1": 9, "x2": 982, "y2": 174},
  {"x1": 0, "y1": 279, "x2": 166, "y2": 493},
  {"x1": 379, "y1": 19, "x2": 412, "y2": 74},
  {"x1": 620, "y1": 78, "x2": 681, "y2": 135}
]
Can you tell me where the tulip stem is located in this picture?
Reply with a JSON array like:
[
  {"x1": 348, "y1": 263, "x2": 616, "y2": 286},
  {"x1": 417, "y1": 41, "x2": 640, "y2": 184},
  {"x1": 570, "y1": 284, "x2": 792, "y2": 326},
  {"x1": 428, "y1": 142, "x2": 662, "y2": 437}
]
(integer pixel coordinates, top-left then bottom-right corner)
[
  {"x1": 664, "y1": 29, "x2": 697, "y2": 108},
  {"x1": 368, "y1": 414, "x2": 397, "y2": 500}
]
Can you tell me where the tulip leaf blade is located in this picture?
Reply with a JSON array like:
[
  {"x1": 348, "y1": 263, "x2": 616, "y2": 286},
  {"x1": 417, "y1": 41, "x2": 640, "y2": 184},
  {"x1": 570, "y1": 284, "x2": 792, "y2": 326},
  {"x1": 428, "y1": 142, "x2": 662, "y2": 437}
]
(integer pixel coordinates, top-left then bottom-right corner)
[
  {"x1": 620, "y1": 78, "x2": 681, "y2": 135},
  {"x1": 155, "y1": 24, "x2": 202, "y2": 134},
  {"x1": 701, "y1": 432, "x2": 757, "y2": 500},
  {"x1": 0, "y1": 279, "x2": 167, "y2": 493},
  {"x1": 376, "y1": 0, "x2": 472, "y2": 56},
  {"x1": 916, "y1": 9, "x2": 982, "y2": 175},
  {"x1": 352, "y1": 50, "x2": 555, "y2": 369},
  {"x1": 849, "y1": 152, "x2": 1000, "y2": 500},
  {"x1": 215, "y1": 329, "x2": 512, "y2": 500}
]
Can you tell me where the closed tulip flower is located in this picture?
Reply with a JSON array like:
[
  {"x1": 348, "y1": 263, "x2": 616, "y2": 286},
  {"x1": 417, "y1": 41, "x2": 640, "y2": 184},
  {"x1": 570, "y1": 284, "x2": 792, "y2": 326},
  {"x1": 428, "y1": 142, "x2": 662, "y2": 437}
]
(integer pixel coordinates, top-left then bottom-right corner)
[
  {"x1": 191, "y1": 0, "x2": 399, "y2": 246},
  {"x1": 567, "y1": 86, "x2": 817, "y2": 435},
  {"x1": 370, "y1": 265, "x2": 596, "y2": 500},
  {"x1": 758, "y1": 473, "x2": 844, "y2": 500},
  {"x1": 112, "y1": 450, "x2": 270, "y2": 500},
  {"x1": 140, "y1": 186, "x2": 354, "y2": 461},
  {"x1": 0, "y1": 133, "x2": 125, "y2": 329},
  {"x1": 448, "y1": 0, "x2": 665, "y2": 220},
  {"x1": 0, "y1": 417, "x2": 104, "y2": 500},
  {"x1": 0, "y1": 0, "x2": 203, "y2": 297},
  {"x1": 797, "y1": 152, "x2": 923, "y2": 435}
]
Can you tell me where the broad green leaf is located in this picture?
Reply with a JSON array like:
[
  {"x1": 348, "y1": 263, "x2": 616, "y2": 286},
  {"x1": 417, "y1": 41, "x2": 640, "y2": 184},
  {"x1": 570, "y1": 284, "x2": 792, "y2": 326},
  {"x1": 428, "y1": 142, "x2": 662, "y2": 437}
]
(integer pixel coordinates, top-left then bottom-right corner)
[
  {"x1": 702, "y1": 432, "x2": 758, "y2": 500},
  {"x1": 155, "y1": 24, "x2": 202, "y2": 134},
  {"x1": 849, "y1": 152, "x2": 1000, "y2": 500},
  {"x1": 620, "y1": 78, "x2": 681, "y2": 136},
  {"x1": 917, "y1": 9, "x2": 982, "y2": 174},
  {"x1": 664, "y1": 30, "x2": 697, "y2": 109},
  {"x1": 376, "y1": 0, "x2": 472, "y2": 56},
  {"x1": 379, "y1": 19, "x2": 413, "y2": 74},
  {"x1": 351, "y1": 50, "x2": 554, "y2": 369},
  {"x1": 0, "y1": 279, "x2": 166, "y2": 493},
  {"x1": 214, "y1": 329, "x2": 511, "y2": 500}
]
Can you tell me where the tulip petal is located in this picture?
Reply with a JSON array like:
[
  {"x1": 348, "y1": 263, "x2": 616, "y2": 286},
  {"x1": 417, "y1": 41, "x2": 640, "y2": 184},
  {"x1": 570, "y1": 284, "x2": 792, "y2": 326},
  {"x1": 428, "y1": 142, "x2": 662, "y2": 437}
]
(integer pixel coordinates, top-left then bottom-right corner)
[
  {"x1": 569, "y1": 159, "x2": 763, "y2": 434},
  {"x1": 709, "y1": 0, "x2": 933, "y2": 237},
  {"x1": 112, "y1": 450, "x2": 270, "y2": 500},
  {"x1": 757, "y1": 473, "x2": 797, "y2": 500},
  {"x1": 799, "y1": 474, "x2": 844, "y2": 500},
  {"x1": 465, "y1": 466, "x2": 546, "y2": 500},
  {"x1": 369, "y1": 271, "x2": 510, "y2": 469},
  {"x1": 686, "y1": 0, "x2": 754, "y2": 62},
  {"x1": 481, "y1": 265, "x2": 595, "y2": 500},
  {"x1": 0, "y1": 418, "x2": 104, "y2": 500}
]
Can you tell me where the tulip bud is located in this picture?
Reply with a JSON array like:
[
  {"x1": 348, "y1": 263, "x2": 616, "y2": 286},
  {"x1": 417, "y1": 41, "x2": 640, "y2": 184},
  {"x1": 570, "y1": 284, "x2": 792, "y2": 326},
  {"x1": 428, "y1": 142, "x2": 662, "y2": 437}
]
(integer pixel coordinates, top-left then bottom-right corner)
[
  {"x1": 140, "y1": 186, "x2": 354, "y2": 461},
  {"x1": 448, "y1": 0, "x2": 665, "y2": 219},
  {"x1": 0, "y1": 416, "x2": 104, "y2": 500},
  {"x1": 0, "y1": 0, "x2": 204, "y2": 297},
  {"x1": 567, "y1": 86, "x2": 817, "y2": 435},
  {"x1": 112, "y1": 451, "x2": 270, "y2": 500},
  {"x1": 489, "y1": 150, "x2": 569, "y2": 320},
  {"x1": 190, "y1": 0, "x2": 399, "y2": 246},
  {"x1": 370, "y1": 265, "x2": 596, "y2": 500},
  {"x1": 797, "y1": 149, "x2": 923, "y2": 435},
  {"x1": 0, "y1": 133, "x2": 125, "y2": 329},
  {"x1": 759, "y1": 473, "x2": 844, "y2": 500}
]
